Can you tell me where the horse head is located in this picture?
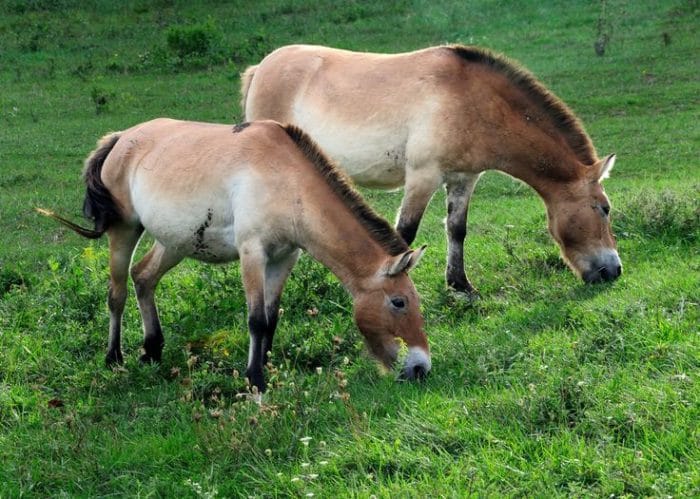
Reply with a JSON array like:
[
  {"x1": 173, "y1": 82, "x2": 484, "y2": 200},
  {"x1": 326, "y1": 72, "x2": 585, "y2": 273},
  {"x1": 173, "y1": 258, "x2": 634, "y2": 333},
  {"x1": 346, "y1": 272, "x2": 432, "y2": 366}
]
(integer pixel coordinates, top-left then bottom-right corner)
[
  {"x1": 547, "y1": 154, "x2": 622, "y2": 283},
  {"x1": 353, "y1": 246, "x2": 431, "y2": 380}
]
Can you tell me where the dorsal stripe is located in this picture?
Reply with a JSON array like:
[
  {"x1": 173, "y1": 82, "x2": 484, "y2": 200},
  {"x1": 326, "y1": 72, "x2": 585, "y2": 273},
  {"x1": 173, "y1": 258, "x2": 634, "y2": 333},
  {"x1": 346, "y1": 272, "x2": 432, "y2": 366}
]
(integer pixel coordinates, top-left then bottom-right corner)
[
  {"x1": 282, "y1": 124, "x2": 409, "y2": 256},
  {"x1": 449, "y1": 45, "x2": 597, "y2": 165}
]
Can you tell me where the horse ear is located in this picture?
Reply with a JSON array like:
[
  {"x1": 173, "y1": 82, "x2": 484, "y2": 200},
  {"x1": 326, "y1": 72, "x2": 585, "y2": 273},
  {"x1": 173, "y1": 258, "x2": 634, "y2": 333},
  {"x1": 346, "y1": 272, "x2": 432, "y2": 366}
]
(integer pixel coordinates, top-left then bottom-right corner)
[
  {"x1": 596, "y1": 154, "x2": 616, "y2": 181},
  {"x1": 384, "y1": 245, "x2": 427, "y2": 276}
]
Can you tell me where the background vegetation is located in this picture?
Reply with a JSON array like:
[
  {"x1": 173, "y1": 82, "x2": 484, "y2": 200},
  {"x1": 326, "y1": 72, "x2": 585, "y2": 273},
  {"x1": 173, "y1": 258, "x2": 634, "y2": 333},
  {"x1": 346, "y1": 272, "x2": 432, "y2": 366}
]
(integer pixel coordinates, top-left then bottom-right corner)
[{"x1": 1, "y1": 0, "x2": 698, "y2": 496}]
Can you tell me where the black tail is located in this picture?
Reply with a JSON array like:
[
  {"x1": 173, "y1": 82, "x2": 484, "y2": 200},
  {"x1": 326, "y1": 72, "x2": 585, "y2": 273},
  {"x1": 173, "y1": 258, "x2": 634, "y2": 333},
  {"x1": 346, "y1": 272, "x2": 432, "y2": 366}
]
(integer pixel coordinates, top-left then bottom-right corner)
[
  {"x1": 37, "y1": 132, "x2": 121, "y2": 239},
  {"x1": 82, "y1": 133, "x2": 122, "y2": 235}
]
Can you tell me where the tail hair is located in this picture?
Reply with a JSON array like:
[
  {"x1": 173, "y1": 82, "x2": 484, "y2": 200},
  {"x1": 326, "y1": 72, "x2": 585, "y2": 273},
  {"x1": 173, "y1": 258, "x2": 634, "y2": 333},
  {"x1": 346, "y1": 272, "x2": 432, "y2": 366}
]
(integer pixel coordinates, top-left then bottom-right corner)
[
  {"x1": 35, "y1": 208, "x2": 103, "y2": 239},
  {"x1": 239, "y1": 65, "x2": 258, "y2": 114},
  {"x1": 37, "y1": 132, "x2": 121, "y2": 239},
  {"x1": 82, "y1": 132, "x2": 121, "y2": 235}
]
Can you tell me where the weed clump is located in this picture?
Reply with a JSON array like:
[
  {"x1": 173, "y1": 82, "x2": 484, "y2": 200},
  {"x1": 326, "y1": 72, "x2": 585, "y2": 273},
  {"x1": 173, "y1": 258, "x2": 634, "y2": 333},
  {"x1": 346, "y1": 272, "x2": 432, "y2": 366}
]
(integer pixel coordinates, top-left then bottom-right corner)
[
  {"x1": 0, "y1": 268, "x2": 26, "y2": 297},
  {"x1": 614, "y1": 187, "x2": 699, "y2": 243},
  {"x1": 90, "y1": 86, "x2": 113, "y2": 114},
  {"x1": 165, "y1": 20, "x2": 226, "y2": 68}
]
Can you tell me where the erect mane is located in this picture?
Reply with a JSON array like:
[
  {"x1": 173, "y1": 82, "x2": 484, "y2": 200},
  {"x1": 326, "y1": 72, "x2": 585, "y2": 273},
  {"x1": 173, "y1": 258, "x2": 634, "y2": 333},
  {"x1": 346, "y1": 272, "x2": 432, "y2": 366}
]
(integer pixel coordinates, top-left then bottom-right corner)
[
  {"x1": 282, "y1": 124, "x2": 409, "y2": 256},
  {"x1": 449, "y1": 45, "x2": 597, "y2": 166}
]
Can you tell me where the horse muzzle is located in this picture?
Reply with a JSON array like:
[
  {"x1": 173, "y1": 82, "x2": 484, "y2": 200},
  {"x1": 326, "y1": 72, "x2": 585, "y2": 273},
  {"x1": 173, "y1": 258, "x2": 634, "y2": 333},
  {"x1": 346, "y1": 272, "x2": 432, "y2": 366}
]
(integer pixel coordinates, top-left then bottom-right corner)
[
  {"x1": 582, "y1": 249, "x2": 622, "y2": 283},
  {"x1": 400, "y1": 346, "x2": 432, "y2": 381}
]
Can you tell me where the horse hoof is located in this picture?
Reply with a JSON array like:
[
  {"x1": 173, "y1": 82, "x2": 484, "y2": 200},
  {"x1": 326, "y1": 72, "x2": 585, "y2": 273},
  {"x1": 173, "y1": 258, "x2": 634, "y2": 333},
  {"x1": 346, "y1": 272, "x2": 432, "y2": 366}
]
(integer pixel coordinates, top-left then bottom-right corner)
[
  {"x1": 139, "y1": 353, "x2": 161, "y2": 364},
  {"x1": 448, "y1": 286, "x2": 480, "y2": 301},
  {"x1": 105, "y1": 350, "x2": 124, "y2": 366}
]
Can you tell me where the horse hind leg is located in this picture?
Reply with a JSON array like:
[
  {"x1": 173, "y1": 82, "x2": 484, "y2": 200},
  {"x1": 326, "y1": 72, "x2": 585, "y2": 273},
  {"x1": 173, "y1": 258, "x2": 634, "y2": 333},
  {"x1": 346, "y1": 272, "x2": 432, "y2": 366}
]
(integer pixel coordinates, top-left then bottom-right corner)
[
  {"x1": 130, "y1": 242, "x2": 183, "y2": 363},
  {"x1": 445, "y1": 173, "x2": 480, "y2": 295},
  {"x1": 106, "y1": 224, "x2": 143, "y2": 366}
]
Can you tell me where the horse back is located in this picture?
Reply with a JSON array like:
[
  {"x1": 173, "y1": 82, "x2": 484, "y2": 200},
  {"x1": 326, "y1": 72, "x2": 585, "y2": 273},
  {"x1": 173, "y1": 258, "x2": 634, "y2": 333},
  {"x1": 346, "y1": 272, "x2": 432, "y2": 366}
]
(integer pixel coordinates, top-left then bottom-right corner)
[
  {"x1": 245, "y1": 45, "x2": 466, "y2": 123},
  {"x1": 244, "y1": 45, "x2": 491, "y2": 181}
]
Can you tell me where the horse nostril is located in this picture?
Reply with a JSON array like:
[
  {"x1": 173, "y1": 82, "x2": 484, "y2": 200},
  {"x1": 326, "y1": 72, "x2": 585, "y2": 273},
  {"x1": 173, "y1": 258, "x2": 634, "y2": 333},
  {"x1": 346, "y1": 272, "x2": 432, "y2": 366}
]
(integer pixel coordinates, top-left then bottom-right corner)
[
  {"x1": 600, "y1": 267, "x2": 610, "y2": 280},
  {"x1": 615, "y1": 265, "x2": 622, "y2": 278},
  {"x1": 413, "y1": 364, "x2": 427, "y2": 380}
]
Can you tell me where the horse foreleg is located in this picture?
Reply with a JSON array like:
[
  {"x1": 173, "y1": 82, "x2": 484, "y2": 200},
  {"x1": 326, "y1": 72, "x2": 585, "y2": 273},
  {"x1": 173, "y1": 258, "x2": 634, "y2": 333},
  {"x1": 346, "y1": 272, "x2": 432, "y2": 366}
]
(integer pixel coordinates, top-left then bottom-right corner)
[
  {"x1": 445, "y1": 173, "x2": 480, "y2": 295},
  {"x1": 105, "y1": 225, "x2": 143, "y2": 366},
  {"x1": 395, "y1": 166, "x2": 441, "y2": 244},
  {"x1": 240, "y1": 243, "x2": 268, "y2": 392},
  {"x1": 241, "y1": 245, "x2": 299, "y2": 393},
  {"x1": 261, "y1": 250, "x2": 299, "y2": 363},
  {"x1": 130, "y1": 242, "x2": 182, "y2": 363}
]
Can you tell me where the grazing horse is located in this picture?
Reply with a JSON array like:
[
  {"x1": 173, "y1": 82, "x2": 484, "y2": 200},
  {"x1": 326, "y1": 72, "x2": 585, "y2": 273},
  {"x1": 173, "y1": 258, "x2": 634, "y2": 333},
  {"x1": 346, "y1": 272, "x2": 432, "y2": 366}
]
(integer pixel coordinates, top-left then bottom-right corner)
[
  {"x1": 38, "y1": 118, "x2": 431, "y2": 392},
  {"x1": 241, "y1": 44, "x2": 622, "y2": 294}
]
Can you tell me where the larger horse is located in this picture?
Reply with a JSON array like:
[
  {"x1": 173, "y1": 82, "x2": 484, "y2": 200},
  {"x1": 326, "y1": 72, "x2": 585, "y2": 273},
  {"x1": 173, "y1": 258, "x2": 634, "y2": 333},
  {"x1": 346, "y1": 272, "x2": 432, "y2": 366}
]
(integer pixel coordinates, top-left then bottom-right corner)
[
  {"x1": 39, "y1": 118, "x2": 431, "y2": 392},
  {"x1": 241, "y1": 44, "x2": 622, "y2": 294}
]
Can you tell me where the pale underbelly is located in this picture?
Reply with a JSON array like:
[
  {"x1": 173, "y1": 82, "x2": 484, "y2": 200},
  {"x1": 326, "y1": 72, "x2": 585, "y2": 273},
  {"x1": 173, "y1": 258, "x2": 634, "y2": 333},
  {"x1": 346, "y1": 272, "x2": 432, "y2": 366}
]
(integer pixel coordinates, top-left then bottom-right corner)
[
  {"x1": 135, "y1": 199, "x2": 240, "y2": 263},
  {"x1": 335, "y1": 153, "x2": 406, "y2": 189},
  {"x1": 293, "y1": 113, "x2": 408, "y2": 190}
]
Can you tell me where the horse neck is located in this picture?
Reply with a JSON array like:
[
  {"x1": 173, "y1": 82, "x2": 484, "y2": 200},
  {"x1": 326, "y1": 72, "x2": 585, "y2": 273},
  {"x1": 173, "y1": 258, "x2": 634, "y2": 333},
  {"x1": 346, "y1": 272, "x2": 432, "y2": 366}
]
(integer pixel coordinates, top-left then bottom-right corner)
[
  {"x1": 489, "y1": 126, "x2": 586, "y2": 205},
  {"x1": 296, "y1": 192, "x2": 389, "y2": 297}
]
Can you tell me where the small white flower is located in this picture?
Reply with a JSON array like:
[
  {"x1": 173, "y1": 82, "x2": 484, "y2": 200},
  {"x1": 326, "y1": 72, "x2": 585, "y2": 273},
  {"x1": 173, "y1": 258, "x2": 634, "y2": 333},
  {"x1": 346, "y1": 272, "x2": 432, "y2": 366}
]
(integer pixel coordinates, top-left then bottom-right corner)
[
  {"x1": 316, "y1": 367, "x2": 323, "y2": 375},
  {"x1": 291, "y1": 477, "x2": 301, "y2": 483},
  {"x1": 301, "y1": 462, "x2": 310, "y2": 468},
  {"x1": 300, "y1": 436, "x2": 312, "y2": 446}
]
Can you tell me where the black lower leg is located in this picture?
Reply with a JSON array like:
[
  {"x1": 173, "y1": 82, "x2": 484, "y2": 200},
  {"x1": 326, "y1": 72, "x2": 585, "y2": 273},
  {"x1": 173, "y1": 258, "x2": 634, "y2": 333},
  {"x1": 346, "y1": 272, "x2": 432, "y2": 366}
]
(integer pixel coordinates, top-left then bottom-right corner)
[
  {"x1": 396, "y1": 218, "x2": 420, "y2": 245},
  {"x1": 134, "y1": 281, "x2": 165, "y2": 363},
  {"x1": 106, "y1": 284, "x2": 125, "y2": 366},
  {"x1": 246, "y1": 311, "x2": 272, "y2": 393},
  {"x1": 261, "y1": 304, "x2": 280, "y2": 365},
  {"x1": 446, "y1": 187, "x2": 476, "y2": 295},
  {"x1": 140, "y1": 323, "x2": 164, "y2": 363}
]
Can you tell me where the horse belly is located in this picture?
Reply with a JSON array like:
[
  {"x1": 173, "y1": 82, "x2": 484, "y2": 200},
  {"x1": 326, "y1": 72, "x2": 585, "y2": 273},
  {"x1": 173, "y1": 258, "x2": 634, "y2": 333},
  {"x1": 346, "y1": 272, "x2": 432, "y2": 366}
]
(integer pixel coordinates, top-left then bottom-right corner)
[
  {"x1": 294, "y1": 113, "x2": 407, "y2": 189},
  {"x1": 189, "y1": 221, "x2": 239, "y2": 263},
  {"x1": 135, "y1": 196, "x2": 239, "y2": 263}
]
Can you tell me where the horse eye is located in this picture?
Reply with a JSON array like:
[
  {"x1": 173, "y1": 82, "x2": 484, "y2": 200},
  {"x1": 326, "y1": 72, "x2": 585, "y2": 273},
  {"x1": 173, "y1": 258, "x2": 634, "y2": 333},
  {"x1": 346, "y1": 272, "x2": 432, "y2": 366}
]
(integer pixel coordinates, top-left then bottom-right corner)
[
  {"x1": 601, "y1": 205, "x2": 610, "y2": 216},
  {"x1": 390, "y1": 297, "x2": 406, "y2": 309}
]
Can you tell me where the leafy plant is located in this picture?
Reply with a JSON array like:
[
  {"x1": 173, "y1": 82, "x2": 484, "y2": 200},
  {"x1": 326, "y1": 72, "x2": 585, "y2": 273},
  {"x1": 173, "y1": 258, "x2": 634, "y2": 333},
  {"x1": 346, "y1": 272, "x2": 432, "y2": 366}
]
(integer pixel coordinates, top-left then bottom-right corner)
[{"x1": 165, "y1": 20, "x2": 226, "y2": 68}]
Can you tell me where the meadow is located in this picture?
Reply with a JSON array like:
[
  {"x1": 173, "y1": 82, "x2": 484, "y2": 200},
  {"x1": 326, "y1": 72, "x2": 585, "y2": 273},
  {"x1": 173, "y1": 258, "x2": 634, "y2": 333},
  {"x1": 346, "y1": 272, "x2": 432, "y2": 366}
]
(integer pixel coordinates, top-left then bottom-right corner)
[{"x1": 1, "y1": 0, "x2": 698, "y2": 496}]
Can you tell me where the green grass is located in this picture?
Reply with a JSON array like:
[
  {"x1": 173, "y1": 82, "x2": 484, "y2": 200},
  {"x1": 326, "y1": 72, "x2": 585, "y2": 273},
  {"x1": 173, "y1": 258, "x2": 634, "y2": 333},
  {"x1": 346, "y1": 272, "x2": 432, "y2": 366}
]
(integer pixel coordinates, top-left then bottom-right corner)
[{"x1": 1, "y1": 0, "x2": 699, "y2": 496}]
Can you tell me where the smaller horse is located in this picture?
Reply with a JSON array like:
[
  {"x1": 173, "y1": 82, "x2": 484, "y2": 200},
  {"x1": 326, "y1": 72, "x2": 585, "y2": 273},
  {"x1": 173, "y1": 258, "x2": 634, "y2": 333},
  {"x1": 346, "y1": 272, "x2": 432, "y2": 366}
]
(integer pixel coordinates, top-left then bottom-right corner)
[
  {"x1": 242, "y1": 44, "x2": 622, "y2": 294},
  {"x1": 38, "y1": 118, "x2": 431, "y2": 392}
]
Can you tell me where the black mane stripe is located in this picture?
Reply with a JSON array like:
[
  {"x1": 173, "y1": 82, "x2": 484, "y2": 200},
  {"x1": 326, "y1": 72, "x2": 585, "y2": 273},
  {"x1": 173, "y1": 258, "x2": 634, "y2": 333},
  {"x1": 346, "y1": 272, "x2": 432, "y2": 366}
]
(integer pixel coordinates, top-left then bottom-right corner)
[
  {"x1": 281, "y1": 124, "x2": 409, "y2": 256},
  {"x1": 449, "y1": 45, "x2": 597, "y2": 165}
]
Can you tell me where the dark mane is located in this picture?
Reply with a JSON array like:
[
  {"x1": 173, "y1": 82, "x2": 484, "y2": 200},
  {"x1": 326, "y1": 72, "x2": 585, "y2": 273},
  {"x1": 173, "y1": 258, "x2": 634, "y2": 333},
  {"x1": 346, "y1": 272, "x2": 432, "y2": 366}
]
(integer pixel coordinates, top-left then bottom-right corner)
[
  {"x1": 449, "y1": 45, "x2": 597, "y2": 165},
  {"x1": 282, "y1": 124, "x2": 409, "y2": 256}
]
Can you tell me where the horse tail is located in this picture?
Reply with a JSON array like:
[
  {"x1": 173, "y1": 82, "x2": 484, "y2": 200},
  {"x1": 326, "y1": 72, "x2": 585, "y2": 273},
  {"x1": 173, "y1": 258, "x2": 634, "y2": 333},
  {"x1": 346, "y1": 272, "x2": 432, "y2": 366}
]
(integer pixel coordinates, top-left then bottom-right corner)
[
  {"x1": 36, "y1": 132, "x2": 122, "y2": 239},
  {"x1": 240, "y1": 64, "x2": 258, "y2": 115}
]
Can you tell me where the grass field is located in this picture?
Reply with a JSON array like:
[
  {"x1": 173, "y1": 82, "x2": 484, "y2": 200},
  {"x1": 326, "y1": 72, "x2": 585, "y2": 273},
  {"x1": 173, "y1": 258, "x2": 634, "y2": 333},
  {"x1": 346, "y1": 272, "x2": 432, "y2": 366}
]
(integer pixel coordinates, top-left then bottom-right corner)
[{"x1": 1, "y1": 0, "x2": 698, "y2": 496}]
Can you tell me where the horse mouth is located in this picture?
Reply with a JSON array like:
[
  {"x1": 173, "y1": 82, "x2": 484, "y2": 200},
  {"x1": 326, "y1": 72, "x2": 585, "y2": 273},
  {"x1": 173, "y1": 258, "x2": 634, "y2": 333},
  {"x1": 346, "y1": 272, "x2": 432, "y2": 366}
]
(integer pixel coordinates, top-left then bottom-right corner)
[
  {"x1": 580, "y1": 249, "x2": 622, "y2": 284},
  {"x1": 583, "y1": 264, "x2": 622, "y2": 283},
  {"x1": 399, "y1": 347, "x2": 431, "y2": 381}
]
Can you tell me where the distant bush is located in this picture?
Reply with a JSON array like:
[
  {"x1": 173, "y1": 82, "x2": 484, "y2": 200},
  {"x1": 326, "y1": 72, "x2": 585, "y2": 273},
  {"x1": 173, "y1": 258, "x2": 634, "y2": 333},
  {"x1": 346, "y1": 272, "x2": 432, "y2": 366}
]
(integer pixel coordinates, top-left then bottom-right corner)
[
  {"x1": 615, "y1": 187, "x2": 699, "y2": 242},
  {"x1": 230, "y1": 33, "x2": 273, "y2": 65},
  {"x1": 165, "y1": 20, "x2": 226, "y2": 68}
]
